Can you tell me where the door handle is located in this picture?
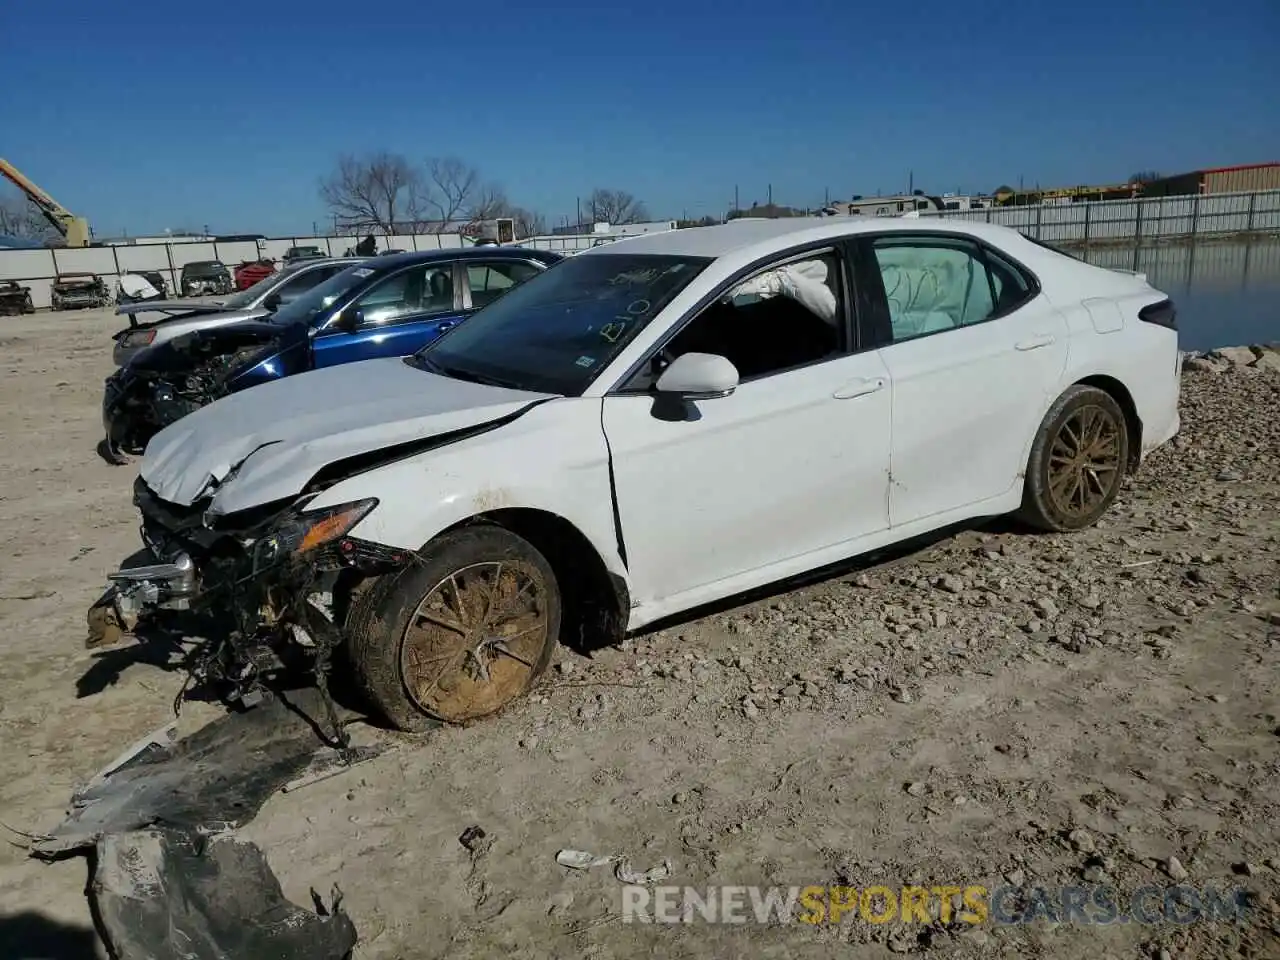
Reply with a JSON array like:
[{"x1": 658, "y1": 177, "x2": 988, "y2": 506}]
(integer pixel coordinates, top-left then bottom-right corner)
[
  {"x1": 832, "y1": 377, "x2": 886, "y2": 400},
  {"x1": 1015, "y1": 334, "x2": 1055, "y2": 351}
]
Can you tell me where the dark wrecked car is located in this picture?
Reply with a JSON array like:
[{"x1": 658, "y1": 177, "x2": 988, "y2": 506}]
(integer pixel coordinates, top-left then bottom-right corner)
[
  {"x1": 0, "y1": 280, "x2": 35, "y2": 315},
  {"x1": 112, "y1": 257, "x2": 358, "y2": 367},
  {"x1": 52, "y1": 272, "x2": 112, "y2": 310},
  {"x1": 180, "y1": 260, "x2": 233, "y2": 296},
  {"x1": 101, "y1": 247, "x2": 560, "y2": 462}
]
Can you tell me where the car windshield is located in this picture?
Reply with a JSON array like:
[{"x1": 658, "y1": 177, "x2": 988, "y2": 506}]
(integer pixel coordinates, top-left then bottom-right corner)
[
  {"x1": 267, "y1": 263, "x2": 376, "y2": 327},
  {"x1": 410, "y1": 252, "x2": 711, "y2": 395}
]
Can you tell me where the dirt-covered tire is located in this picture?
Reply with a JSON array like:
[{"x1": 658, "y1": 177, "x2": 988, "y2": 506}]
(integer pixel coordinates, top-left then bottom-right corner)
[
  {"x1": 1017, "y1": 385, "x2": 1130, "y2": 533},
  {"x1": 346, "y1": 525, "x2": 561, "y2": 732}
]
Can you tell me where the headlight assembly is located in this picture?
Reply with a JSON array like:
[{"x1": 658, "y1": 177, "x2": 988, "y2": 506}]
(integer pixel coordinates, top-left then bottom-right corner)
[{"x1": 255, "y1": 499, "x2": 378, "y2": 568}]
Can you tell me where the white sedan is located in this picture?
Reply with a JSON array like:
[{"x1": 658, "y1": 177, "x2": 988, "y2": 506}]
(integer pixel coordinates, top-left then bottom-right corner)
[{"x1": 90, "y1": 217, "x2": 1181, "y2": 731}]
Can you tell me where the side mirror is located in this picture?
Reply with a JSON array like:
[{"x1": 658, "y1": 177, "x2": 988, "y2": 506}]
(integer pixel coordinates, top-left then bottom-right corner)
[
  {"x1": 262, "y1": 292, "x2": 282, "y2": 311},
  {"x1": 654, "y1": 352, "x2": 739, "y2": 400},
  {"x1": 335, "y1": 308, "x2": 362, "y2": 332}
]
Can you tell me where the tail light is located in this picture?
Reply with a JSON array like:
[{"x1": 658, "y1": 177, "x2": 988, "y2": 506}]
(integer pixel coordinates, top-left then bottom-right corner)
[
  {"x1": 1138, "y1": 299, "x2": 1177, "y2": 330},
  {"x1": 126, "y1": 329, "x2": 157, "y2": 347}
]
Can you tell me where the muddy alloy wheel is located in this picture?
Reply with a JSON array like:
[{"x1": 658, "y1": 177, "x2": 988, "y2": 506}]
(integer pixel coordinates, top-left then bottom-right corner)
[
  {"x1": 346, "y1": 526, "x2": 561, "y2": 732},
  {"x1": 401, "y1": 560, "x2": 551, "y2": 721},
  {"x1": 1018, "y1": 385, "x2": 1130, "y2": 533}
]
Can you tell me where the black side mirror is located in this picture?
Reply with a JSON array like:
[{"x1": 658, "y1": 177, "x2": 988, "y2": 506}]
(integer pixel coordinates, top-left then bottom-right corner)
[
  {"x1": 263, "y1": 292, "x2": 282, "y2": 311},
  {"x1": 336, "y1": 308, "x2": 362, "y2": 332}
]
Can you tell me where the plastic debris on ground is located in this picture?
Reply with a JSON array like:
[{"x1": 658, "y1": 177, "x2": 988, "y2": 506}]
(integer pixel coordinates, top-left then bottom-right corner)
[{"x1": 25, "y1": 686, "x2": 391, "y2": 958}]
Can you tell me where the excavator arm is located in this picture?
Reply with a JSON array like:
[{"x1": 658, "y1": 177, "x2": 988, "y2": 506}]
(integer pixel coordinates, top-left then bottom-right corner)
[{"x1": 0, "y1": 158, "x2": 91, "y2": 247}]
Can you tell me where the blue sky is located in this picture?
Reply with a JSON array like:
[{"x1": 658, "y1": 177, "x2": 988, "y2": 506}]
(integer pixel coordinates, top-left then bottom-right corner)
[{"x1": 2, "y1": 0, "x2": 1277, "y2": 237}]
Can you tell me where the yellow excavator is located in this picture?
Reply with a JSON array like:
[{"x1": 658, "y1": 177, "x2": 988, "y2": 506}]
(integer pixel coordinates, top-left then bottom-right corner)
[{"x1": 0, "y1": 157, "x2": 91, "y2": 247}]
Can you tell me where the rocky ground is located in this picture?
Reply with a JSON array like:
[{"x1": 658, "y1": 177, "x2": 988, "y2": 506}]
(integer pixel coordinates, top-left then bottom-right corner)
[{"x1": 0, "y1": 310, "x2": 1277, "y2": 959}]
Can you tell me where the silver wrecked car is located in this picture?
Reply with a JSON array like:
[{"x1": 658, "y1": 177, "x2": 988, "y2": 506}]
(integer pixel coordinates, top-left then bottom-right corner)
[{"x1": 111, "y1": 257, "x2": 369, "y2": 366}]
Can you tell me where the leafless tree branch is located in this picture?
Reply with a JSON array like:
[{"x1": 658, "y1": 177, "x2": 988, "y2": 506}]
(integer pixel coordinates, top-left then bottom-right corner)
[
  {"x1": 0, "y1": 190, "x2": 60, "y2": 245},
  {"x1": 319, "y1": 152, "x2": 422, "y2": 234},
  {"x1": 586, "y1": 189, "x2": 648, "y2": 225}
]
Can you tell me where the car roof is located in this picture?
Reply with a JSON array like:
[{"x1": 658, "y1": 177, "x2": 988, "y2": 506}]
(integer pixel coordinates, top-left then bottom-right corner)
[
  {"x1": 371, "y1": 246, "x2": 563, "y2": 269},
  {"x1": 575, "y1": 216, "x2": 1035, "y2": 262}
]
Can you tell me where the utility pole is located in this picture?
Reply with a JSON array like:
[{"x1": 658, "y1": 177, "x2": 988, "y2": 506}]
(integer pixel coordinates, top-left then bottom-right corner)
[
  {"x1": 734, "y1": 184, "x2": 739, "y2": 213},
  {"x1": 576, "y1": 197, "x2": 581, "y2": 229},
  {"x1": 909, "y1": 170, "x2": 914, "y2": 195},
  {"x1": 767, "y1": 183, "x2": 773, "y2": 206},
  {"x1": 824, "y1": 186, "x2": 829, "y2": 206}
]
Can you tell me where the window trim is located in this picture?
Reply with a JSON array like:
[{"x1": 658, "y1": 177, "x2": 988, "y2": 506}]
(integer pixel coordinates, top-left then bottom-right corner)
[
  {"x1": 458, "y1": 257, "x2": 549, "y2": 311},
  {"x1": 607, "y1": 240, "x2": 860, "y2": 395},
  {"x1": 854, "y1": 231, "x2": 1041, "y2": 350}
]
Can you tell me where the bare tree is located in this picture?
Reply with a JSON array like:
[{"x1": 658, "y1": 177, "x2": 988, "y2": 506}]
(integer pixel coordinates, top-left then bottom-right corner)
[
  {"x1": 418, "y1": 157, "x2": 485, "y2": 229},
  {"x1": 0, "y1": 189, "x2": 61, "y2": 245},
  {"x1": 509, "y1": 207, "x2": 546, "y2": 238},
  {"x1": 319, "y1": 152, "x2": 422, "y2": 234},
  {"x1": 586, "y1": 188, "x2": 648, "y2": 225},
  {"x1": 1128, "y1": 170, "x2": 1162, "y2": 184}
]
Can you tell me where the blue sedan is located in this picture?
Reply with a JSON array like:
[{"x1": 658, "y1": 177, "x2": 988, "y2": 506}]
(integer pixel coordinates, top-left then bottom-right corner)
[{"x1": 101, "y1": 246, "x2": 563, "y2": 461}]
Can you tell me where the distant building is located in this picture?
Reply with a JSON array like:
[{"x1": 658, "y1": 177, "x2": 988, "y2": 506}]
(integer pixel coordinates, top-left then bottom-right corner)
[
  {"x1": 822, "y1": 195, "x2": 942, "y2": 217},
  {"x1": 1140, "y1": 162, "x2": 1280, "y2": 197},
  {"x1": 550, "y1": 220, "x2": 676, "y2": 237}
]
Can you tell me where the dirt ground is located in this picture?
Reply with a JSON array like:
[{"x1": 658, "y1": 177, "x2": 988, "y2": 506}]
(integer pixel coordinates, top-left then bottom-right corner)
[{"x1": 1, "y1": 308, "x2": 1278, "y2": 960}]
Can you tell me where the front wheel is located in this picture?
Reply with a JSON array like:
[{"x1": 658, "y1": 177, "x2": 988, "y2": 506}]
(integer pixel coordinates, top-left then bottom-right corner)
[
  {"x1": 346, "y1": 525, "x2": 561, "y2": 731},
  {"x1": 1017, "y1": 385, "x2": 1129, "y2": 532}
]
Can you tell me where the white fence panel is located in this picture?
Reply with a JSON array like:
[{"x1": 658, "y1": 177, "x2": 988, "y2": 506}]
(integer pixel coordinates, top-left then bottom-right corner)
[
  {"x1": 215, "y1": 240, "x2": 262, "y2": 265},
  {"x1": 169, "y1": 243, "x2": 220, "y2": 267},
  {"x1": 52, "y1": 246, "x2": 118, "y2": 275},
  {"x1": 0, "y1": 249, "x2": 54, "y2": 282}
]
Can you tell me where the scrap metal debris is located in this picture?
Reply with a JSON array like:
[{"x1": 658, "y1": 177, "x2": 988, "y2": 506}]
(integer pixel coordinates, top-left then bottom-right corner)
[{"x1": 94, "y1": 827, "x2": 357, "y2": 960}]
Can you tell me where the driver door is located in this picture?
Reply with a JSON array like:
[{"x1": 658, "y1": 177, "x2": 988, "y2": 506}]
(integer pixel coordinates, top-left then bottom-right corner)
[
  {"x1": 600, "y1": 246, "x2": 894, "y2": 609},
  {"x1": 312, "y1": 262, "x2": 467, "y2": 367}
]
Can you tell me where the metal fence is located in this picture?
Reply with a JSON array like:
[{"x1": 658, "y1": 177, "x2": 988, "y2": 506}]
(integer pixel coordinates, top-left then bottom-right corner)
[
  {"x1": 920, "y1": 188, "x2": 1280, "y2": 246},
  {"x1": 0, "y1": 233, "x2": 475, "y2": 311}
]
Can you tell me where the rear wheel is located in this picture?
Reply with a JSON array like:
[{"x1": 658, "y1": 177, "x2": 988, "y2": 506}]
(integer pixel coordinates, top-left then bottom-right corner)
[
  {"x1": 346, "y1": 526, "x2": 560, "y2": 731},
  {"x1": 1018, "y1": 385, "x2": 1129, "y2": 532}
]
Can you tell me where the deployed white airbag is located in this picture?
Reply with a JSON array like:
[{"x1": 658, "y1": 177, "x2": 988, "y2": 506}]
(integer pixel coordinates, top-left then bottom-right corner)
[{"x1": 728, "y1": 259, "x2": 837, "y2": 325}]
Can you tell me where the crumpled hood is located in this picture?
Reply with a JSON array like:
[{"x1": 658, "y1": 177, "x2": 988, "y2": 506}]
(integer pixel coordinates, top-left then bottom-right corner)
[{"x1": 140, "y1": 357, "x2": 554, "y2": 513}]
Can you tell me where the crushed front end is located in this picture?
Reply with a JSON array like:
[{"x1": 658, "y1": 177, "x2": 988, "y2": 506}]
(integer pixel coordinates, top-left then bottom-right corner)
[
  {"x1": 88, "y1": 477, "x2": 409, "y2": 711},
  {"x1": 101, "y1": 334, "x2": 280, "y2": 462}
]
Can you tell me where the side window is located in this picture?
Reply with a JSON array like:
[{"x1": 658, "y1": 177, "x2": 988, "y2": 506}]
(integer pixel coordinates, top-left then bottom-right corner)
[
  {"x1": 627, "y1": 250, "x2": 844, "y2": 389},
  {"x1": 984, "y1": 248, "x2": 1033, "y2": 313},
  {"x1": 871, "y1": 238, "x2": 997, "y2": 342},
  {"x1": 466, "y1": 261, "x2": 542, "y2": 310},
  {"x1": 354, "y1": 264, "x2": 454, "y2": 326}
]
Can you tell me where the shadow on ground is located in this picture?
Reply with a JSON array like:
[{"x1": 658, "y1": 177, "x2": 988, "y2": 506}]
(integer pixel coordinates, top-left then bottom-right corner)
[{"x1": 0, "y1": 910, "x2": 101, "y2": 960}]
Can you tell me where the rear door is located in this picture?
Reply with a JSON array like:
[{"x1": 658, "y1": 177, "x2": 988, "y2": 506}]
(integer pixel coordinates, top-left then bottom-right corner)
[
  {"x1": 854, "y1": 232, "x2": 1069, "y2": 526},
  {"x1": 461, "y1": 259, "x2": 546, "y2": 311},
  {"x1": 311, "y1": 261, "x2": 468, "y2": 367}
]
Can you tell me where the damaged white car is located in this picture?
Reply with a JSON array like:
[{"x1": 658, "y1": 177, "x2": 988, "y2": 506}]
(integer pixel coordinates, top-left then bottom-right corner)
[{"x1": 89, "y1": 218, "x2": 1182, "y2": 731}]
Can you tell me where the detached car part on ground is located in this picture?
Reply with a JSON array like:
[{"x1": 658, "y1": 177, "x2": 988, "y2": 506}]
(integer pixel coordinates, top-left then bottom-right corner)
[
  {"x1": 89, "y1": 219, "x2": 1182, "y2": 732},
  {"x1": 52, "y1": 272, "x2": 111, "y2": 310},
  {"x1": 116, "y1": 271, "x2": 169, "y2": 304},
  {"x1": 111, "y1": 257, "x2": 361, "y2": 367},
  {"x1": 101, "y1": 248, "x2": 559, "y2": 461},
  {"x1": 0, "y1": 279, "x2": 34, "y2": 315},
  {"x1": 180, "y1": 260, "x2": 233, "y2": 296}
]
